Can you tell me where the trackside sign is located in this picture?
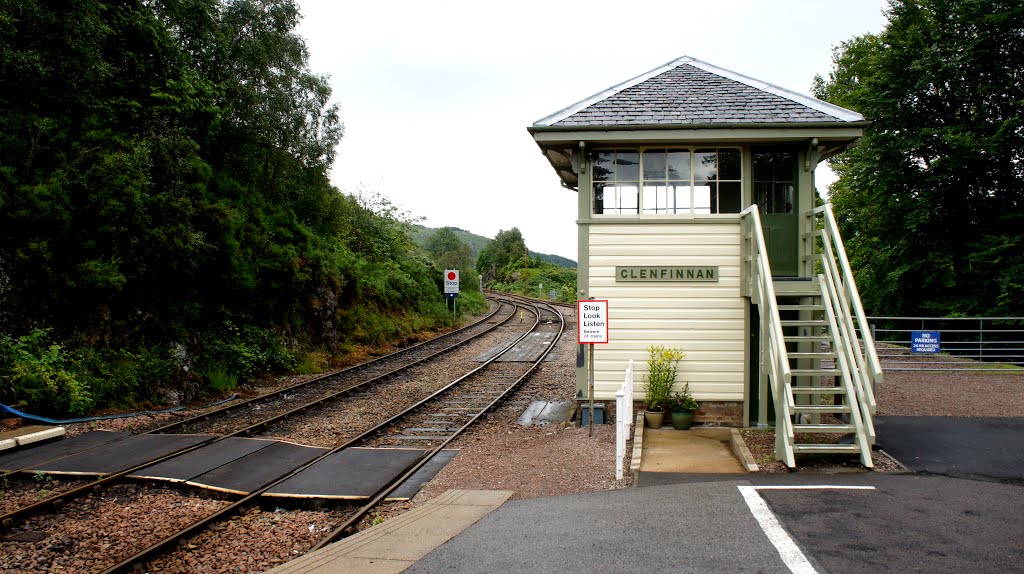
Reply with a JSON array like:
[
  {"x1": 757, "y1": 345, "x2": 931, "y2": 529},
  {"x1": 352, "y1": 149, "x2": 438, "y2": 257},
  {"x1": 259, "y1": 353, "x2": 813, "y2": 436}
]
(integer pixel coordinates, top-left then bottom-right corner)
[
  {"x1": 444, "y1": 270, "x2": 460, "y2": 294},
  {"x1": 911, "y1": 330, "x2": 940, "y2": 354},
  {"x1": 578, "y1": 300, "x2": 609, "y2": 344}
]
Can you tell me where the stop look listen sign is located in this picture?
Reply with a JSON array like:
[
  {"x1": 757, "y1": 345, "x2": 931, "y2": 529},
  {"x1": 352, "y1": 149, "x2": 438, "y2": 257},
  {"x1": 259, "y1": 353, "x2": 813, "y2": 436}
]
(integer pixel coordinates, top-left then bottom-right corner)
[{"x1": 577, "y1": 300, "x2": 608, "y2": 344}]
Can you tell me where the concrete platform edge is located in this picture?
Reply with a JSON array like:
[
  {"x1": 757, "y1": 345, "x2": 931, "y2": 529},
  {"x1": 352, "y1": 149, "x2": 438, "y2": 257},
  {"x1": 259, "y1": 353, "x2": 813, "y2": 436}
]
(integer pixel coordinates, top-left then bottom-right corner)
[
  {"x1": 629, "y1": 413, "x2": 644, "y2": 483},
  {"x1": 265, "y1": 489, "x2": 514, "y2": 574},
  {"x1": 730, "y1": 429, "x2": 760, "y2": 472}
]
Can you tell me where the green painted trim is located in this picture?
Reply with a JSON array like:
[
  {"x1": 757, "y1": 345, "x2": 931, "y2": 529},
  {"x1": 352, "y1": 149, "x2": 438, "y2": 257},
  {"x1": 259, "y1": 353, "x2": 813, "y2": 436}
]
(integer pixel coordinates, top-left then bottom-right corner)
[
  {"x1": 581, "y1": 215, "x2": 742, "y2": 225},
  {"x1": 576, "y1": 154, "x2": 592, "y2": 396},
  {"x1": 529, "y1": 121, "x2": 870, "y2": 134}
]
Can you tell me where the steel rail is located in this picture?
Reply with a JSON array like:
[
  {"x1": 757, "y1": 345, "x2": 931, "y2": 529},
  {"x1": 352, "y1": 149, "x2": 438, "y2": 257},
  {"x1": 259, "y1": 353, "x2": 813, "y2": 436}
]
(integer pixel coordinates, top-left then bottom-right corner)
[
  {"x1": 309, "y1": 299, "x2": 565, "y2": 550},
  {"x1": 99, "y1": 300, "x2": 560, "y2": 574},
  {"x1": 0, "y1": 297, "x2": 517, "y2": 531},
  {"x1": 150, "y1": 300, "x2": 510, "y2": 434}
]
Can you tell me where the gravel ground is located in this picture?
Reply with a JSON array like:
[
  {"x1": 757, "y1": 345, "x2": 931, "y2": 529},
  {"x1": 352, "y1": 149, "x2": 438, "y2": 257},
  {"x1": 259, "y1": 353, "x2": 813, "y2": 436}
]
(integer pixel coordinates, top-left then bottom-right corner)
[{"x1": 3, "y1": 300, "x2": 1022, "y2": 572}]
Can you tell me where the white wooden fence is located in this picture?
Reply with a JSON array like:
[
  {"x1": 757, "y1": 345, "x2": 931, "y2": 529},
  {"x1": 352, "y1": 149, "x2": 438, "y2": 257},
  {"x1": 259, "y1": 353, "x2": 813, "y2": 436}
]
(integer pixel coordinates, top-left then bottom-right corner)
[{"x1": 614, "y1": 359, "x2": 634, "y2": 480}]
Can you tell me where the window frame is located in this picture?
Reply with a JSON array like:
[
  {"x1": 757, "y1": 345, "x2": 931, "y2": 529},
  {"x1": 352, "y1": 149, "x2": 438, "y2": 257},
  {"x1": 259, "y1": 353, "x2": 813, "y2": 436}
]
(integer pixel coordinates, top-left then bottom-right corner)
[{"x1": 591, "y1": 146, "x2": 744, "y2": 216}]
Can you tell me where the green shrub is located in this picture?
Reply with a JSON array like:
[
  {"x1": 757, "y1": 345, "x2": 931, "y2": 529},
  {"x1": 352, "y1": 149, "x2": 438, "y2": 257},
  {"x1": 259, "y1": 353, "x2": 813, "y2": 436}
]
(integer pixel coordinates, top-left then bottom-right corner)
[
  {"x1": 295, "y1": 350, "x2": 330, "y2": 374},
  {"x1": 643, "y1": 345, "x2": 684, "y2": 412},
  {"x1": 0, "y1": 329, "x2": 93, "y2": 416},
  {"x1": 198, "y1": 321, "x2": 295, "y2": 381},
  {"x1": 204, "y1": 368, "x2": 239, "y2": 393}
]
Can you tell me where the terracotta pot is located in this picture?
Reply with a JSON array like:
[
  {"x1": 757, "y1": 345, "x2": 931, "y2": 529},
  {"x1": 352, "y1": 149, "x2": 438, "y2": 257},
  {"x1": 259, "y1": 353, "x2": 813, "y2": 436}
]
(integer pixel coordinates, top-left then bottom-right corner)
[
  {"x1": 671, "y1": 410, "x2": 695, "y2": 430},
  {"x1": 644, "y1": 410, "x2": 664, "y2": 428}
]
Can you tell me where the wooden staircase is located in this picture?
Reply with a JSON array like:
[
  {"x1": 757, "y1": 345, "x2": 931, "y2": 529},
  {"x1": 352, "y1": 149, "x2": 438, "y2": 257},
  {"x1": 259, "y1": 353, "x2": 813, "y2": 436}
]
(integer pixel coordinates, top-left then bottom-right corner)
[{"x1": 774, "y1": 277, "x2": 874, "y2": 467}]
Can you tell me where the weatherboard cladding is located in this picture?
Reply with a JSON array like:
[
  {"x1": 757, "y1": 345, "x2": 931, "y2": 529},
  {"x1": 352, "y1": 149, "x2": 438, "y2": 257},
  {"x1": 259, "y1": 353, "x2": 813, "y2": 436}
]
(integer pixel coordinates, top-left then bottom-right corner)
[
  {"x1": 587, "y1": 222, "x2": 744, "y2": 402},
  {"x1": 552, "y1": 63, "x2": 838, "y2": 127}
]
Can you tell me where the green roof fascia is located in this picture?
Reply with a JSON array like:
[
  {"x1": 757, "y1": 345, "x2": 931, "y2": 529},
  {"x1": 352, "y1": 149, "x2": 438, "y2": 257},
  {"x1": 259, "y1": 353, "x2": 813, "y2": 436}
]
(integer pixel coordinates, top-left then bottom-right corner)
[{"x1": 528, "y1": 121, "x2": 869, "y2": 146}]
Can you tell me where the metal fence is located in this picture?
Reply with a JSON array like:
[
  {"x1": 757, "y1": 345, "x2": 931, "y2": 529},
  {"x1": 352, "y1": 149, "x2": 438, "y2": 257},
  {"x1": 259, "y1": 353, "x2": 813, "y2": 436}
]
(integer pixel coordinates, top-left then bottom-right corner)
[{"x1": 867, "y1": 316, "x2": 1024, "y2": 372}]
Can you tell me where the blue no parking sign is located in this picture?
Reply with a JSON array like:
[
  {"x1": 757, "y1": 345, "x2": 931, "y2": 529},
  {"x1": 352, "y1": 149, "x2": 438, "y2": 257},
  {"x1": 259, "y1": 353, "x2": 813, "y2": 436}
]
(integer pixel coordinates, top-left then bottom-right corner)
[{"x1": 912, "y1": 331, "x2": 941, "y2": 354}]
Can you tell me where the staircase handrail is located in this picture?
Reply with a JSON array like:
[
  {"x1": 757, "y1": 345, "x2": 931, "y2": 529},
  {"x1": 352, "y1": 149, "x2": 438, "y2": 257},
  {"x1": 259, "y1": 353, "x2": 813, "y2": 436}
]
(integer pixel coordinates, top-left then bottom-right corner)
[
  {"x1": 808, "y1": 204, "x2": 884, "y2": 395},
  {"x1": 741, "y1": 206, "x2": 795, "y2": 467},
  {"x1": 817, "y1": 272, "x2": 875, "y2": 467},
  {"x1": 819, "y1": 235, "x2": 877, "y2": 420}
]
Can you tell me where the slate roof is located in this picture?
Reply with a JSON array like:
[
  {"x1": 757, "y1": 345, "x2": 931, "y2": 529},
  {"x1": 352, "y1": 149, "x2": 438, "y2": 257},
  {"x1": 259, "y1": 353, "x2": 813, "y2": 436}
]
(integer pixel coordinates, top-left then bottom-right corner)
[{"x1": 533, "y1": 56, "x2": 863, "y2": 129}]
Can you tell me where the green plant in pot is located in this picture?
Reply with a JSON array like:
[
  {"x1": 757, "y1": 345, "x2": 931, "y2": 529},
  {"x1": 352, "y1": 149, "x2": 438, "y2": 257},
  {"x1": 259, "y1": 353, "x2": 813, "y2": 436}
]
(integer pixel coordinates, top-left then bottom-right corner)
[
  {"x1": 668, "y1": 383, "x2": 699, "y2": 430},
  {"x1": 643, "y1": 345, "x2": 683, "y2": 428}
]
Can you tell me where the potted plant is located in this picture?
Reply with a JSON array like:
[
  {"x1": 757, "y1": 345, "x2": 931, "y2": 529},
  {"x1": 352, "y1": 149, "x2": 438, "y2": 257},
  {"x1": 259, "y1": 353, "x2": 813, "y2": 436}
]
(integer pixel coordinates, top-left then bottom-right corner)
[
  {"x1": 642, "y1": 345, "x2": 683, "y2": 428},
  {"x1": 668, "y1": 383, "x2": 699, "y2": 430}
]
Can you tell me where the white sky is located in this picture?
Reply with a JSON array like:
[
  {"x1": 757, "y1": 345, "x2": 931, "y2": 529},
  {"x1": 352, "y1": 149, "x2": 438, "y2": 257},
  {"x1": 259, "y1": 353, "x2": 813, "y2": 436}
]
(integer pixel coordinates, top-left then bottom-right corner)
[{"x1": 295, "y1": 0, "x2": 890, "y2": 260}]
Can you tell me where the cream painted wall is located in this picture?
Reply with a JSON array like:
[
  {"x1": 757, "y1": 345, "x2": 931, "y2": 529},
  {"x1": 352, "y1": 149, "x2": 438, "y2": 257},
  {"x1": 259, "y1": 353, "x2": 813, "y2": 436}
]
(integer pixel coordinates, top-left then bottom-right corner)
[{"x1": 586, "y1": 220, "x2": 745, "y2": 401}]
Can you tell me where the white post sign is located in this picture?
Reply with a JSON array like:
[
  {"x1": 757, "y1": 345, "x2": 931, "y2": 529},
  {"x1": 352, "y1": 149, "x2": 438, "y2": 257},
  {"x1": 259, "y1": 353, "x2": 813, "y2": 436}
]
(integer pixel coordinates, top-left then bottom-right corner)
[
  {"x1": 444, "y1": 270, "x2": 460, "y2": 294},
  {"x1": 577, "y1": 300, "x2": 609, "y2": 344},
  {"x1": 577, "y1": 299, "x2": 608, "y2": 437}
]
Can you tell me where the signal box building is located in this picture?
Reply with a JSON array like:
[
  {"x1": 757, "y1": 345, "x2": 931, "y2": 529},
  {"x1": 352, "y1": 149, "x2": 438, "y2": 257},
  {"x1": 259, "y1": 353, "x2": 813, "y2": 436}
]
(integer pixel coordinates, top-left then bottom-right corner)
[{"x1": 529, "y1": 57, "x2": 883, "y2": 467}]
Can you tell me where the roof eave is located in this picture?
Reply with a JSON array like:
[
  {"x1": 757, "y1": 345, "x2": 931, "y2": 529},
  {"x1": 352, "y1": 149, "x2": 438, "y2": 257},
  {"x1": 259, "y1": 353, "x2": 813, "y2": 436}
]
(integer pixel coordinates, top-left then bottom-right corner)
[{"x1": 528, "y1": 120, "x2": 871, "y2": 134}]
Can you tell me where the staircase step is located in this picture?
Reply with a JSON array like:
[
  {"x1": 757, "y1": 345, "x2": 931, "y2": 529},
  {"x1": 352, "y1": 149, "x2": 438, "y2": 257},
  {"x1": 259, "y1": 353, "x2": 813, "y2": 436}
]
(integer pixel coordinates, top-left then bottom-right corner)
[
  {"x1": 777, "y1": 304, "x2": 824, "y2": 311},
  {"x1": 789, "y1": 386, "x2": 846, "y2": 394},
  {"x1": 788, "y1": 352, "x2": 836, "y2": 359},
  {"x1": 791, "y1": 404, "x2": 851, "y2": 414},
  {"x1": 781, "y1": 320, "x2": 828, "y2": 327},
  {"x1": 785, "y1": 335, "x2": 833, "y2": 342},
  {"x1": 793, "y1": 424, "x2": 856, "y2": 433},
  {"x1": 773, "y1": 282, "x2": 821, "y2": 296},
  {"x1": 791, "y1": 369, "x2": 841, "y2": 376},
  {"x1": 792, "y1": 443, "x2": 861, "y2": 454}
]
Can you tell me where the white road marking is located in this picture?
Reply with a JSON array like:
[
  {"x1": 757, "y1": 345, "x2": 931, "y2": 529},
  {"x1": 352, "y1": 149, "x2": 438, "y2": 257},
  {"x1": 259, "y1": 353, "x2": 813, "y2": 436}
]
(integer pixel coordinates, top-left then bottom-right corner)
[
  {"x1": 737, "y1": 485, "x2": 819, "y2": 574},
  {"x1": 753, "y1": 485, "x2": 877, "y2": 491}
]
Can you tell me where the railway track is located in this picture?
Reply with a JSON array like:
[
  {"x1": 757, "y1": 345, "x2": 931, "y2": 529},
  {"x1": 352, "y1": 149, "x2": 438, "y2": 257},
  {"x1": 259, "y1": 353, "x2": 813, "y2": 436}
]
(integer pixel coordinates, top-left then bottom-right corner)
[
  {"x1": 0, "y1": 295, "x2": 565, "y2": 573},
  {"x1": 0, "y1": 298, "x2": 518, "y2": 517}
]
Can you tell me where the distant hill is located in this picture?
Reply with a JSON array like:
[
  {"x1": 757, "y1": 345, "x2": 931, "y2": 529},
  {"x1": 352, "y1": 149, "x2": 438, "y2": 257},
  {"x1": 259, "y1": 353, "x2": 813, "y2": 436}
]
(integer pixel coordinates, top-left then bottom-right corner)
[{"x1": 408, "y1": 225, "x2": 576, "y2": 268}]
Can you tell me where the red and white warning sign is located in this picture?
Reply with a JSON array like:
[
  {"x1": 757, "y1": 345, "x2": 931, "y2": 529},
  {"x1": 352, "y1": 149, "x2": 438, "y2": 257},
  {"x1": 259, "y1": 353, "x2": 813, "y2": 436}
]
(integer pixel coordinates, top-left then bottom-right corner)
[{"x1": 444, "y1": 270, "x2": 460, "y2": 294}]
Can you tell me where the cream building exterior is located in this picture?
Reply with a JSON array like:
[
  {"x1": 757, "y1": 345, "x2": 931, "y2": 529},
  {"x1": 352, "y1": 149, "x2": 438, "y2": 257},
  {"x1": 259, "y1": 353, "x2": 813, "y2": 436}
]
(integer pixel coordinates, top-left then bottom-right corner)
[{"x1": 529, "y1": 57, "x2": 882, "y2": 466}]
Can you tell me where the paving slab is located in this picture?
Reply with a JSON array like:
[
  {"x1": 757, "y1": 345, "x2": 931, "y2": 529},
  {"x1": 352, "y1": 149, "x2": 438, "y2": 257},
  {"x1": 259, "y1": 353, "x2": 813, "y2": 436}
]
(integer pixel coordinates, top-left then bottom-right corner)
[
  {"x1": 516, "y1": 400, "x2": 575, "y2": 426},
  {"x1": 0, "y1": 430, "x2": 128, "y2": 471},
  {"x1": 638, "y1": 427, "x2": 745, "y2": 474},
  {"x1": 264, "y1": 489, "x2": 513, "y2": 574}
]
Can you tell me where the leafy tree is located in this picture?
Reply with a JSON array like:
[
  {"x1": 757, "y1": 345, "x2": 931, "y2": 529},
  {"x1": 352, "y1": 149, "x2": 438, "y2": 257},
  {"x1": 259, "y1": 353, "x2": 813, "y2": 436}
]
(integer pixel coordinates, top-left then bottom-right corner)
[
  {"x1": 0, "y1": 0, "x2": 455, "y2": 414},
  {"x1": 814, "y1": 0, "x2": 1024, "y2": 316},
  {"x1": 425, "y1": 227, "x2": 473, "y2": 271},
  {"x1": 476, "y1": 227, "x2": 526, "y2": 281}
]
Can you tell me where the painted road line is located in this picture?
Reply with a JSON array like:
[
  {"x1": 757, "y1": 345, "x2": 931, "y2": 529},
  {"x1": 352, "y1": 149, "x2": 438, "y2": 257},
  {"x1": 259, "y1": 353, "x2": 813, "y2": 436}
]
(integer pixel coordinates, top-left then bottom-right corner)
[
  {"x1": 737, "y1": 485, "x2": 818, "y2": 574},
  {"x1": 752, "y1": 485, "x2": 877, "y2": 491}
]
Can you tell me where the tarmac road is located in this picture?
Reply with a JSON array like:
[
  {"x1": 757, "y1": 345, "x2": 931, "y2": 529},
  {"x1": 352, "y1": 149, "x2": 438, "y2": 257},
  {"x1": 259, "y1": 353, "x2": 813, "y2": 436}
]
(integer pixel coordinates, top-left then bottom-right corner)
[{"x1": 406, "y1": 416, "x2": 1024, "y2": 574}]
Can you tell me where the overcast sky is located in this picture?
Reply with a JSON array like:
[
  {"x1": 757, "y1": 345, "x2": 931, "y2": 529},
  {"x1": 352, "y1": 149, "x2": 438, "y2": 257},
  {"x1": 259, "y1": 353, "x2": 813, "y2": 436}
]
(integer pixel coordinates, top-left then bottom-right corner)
[{"x1": 295, "y1": 0, "x2": 890, "y2": 260}]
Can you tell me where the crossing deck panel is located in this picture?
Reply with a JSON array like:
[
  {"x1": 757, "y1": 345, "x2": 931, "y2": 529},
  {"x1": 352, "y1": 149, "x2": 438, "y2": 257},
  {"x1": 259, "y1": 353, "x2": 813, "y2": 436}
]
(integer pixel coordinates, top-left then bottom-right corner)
[
  {"x1": 386, "y1": 449, "x2": 459, "y2": 501},
  {"x1": 476, "y1": 332, "x2": 556, "y2": 363},
  {"x1": 28, "y1": 433, "x2": 211, "y2": 476},
  {"x1": 265, "y1": 447, "x2": 455, "y2": 500},
  {"x1": 129, "y1": 437, "x2": 278, "y2": 482},
  {"x1": 0, "y1": 430, "x2": 129, "y2": 472},
  {"x1": 186, "y1": 441, "x2": 328, "y2": 495}
]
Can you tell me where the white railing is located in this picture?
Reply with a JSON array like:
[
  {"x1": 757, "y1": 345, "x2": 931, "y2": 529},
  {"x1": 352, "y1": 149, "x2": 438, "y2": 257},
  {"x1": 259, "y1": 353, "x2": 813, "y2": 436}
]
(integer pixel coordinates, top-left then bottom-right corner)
[
  {"x1": 818, "y1": 272, "x2": 874, "y2": 465},
  {"x1": 807, "y1": 204, "x2": 882, "y2": 413},
  {"x1": 740, "y1": 206, "x2": 795, "y2": 467},
  {"x1": 614, "y1": 359, "x2": 634, "y2": 481}
]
